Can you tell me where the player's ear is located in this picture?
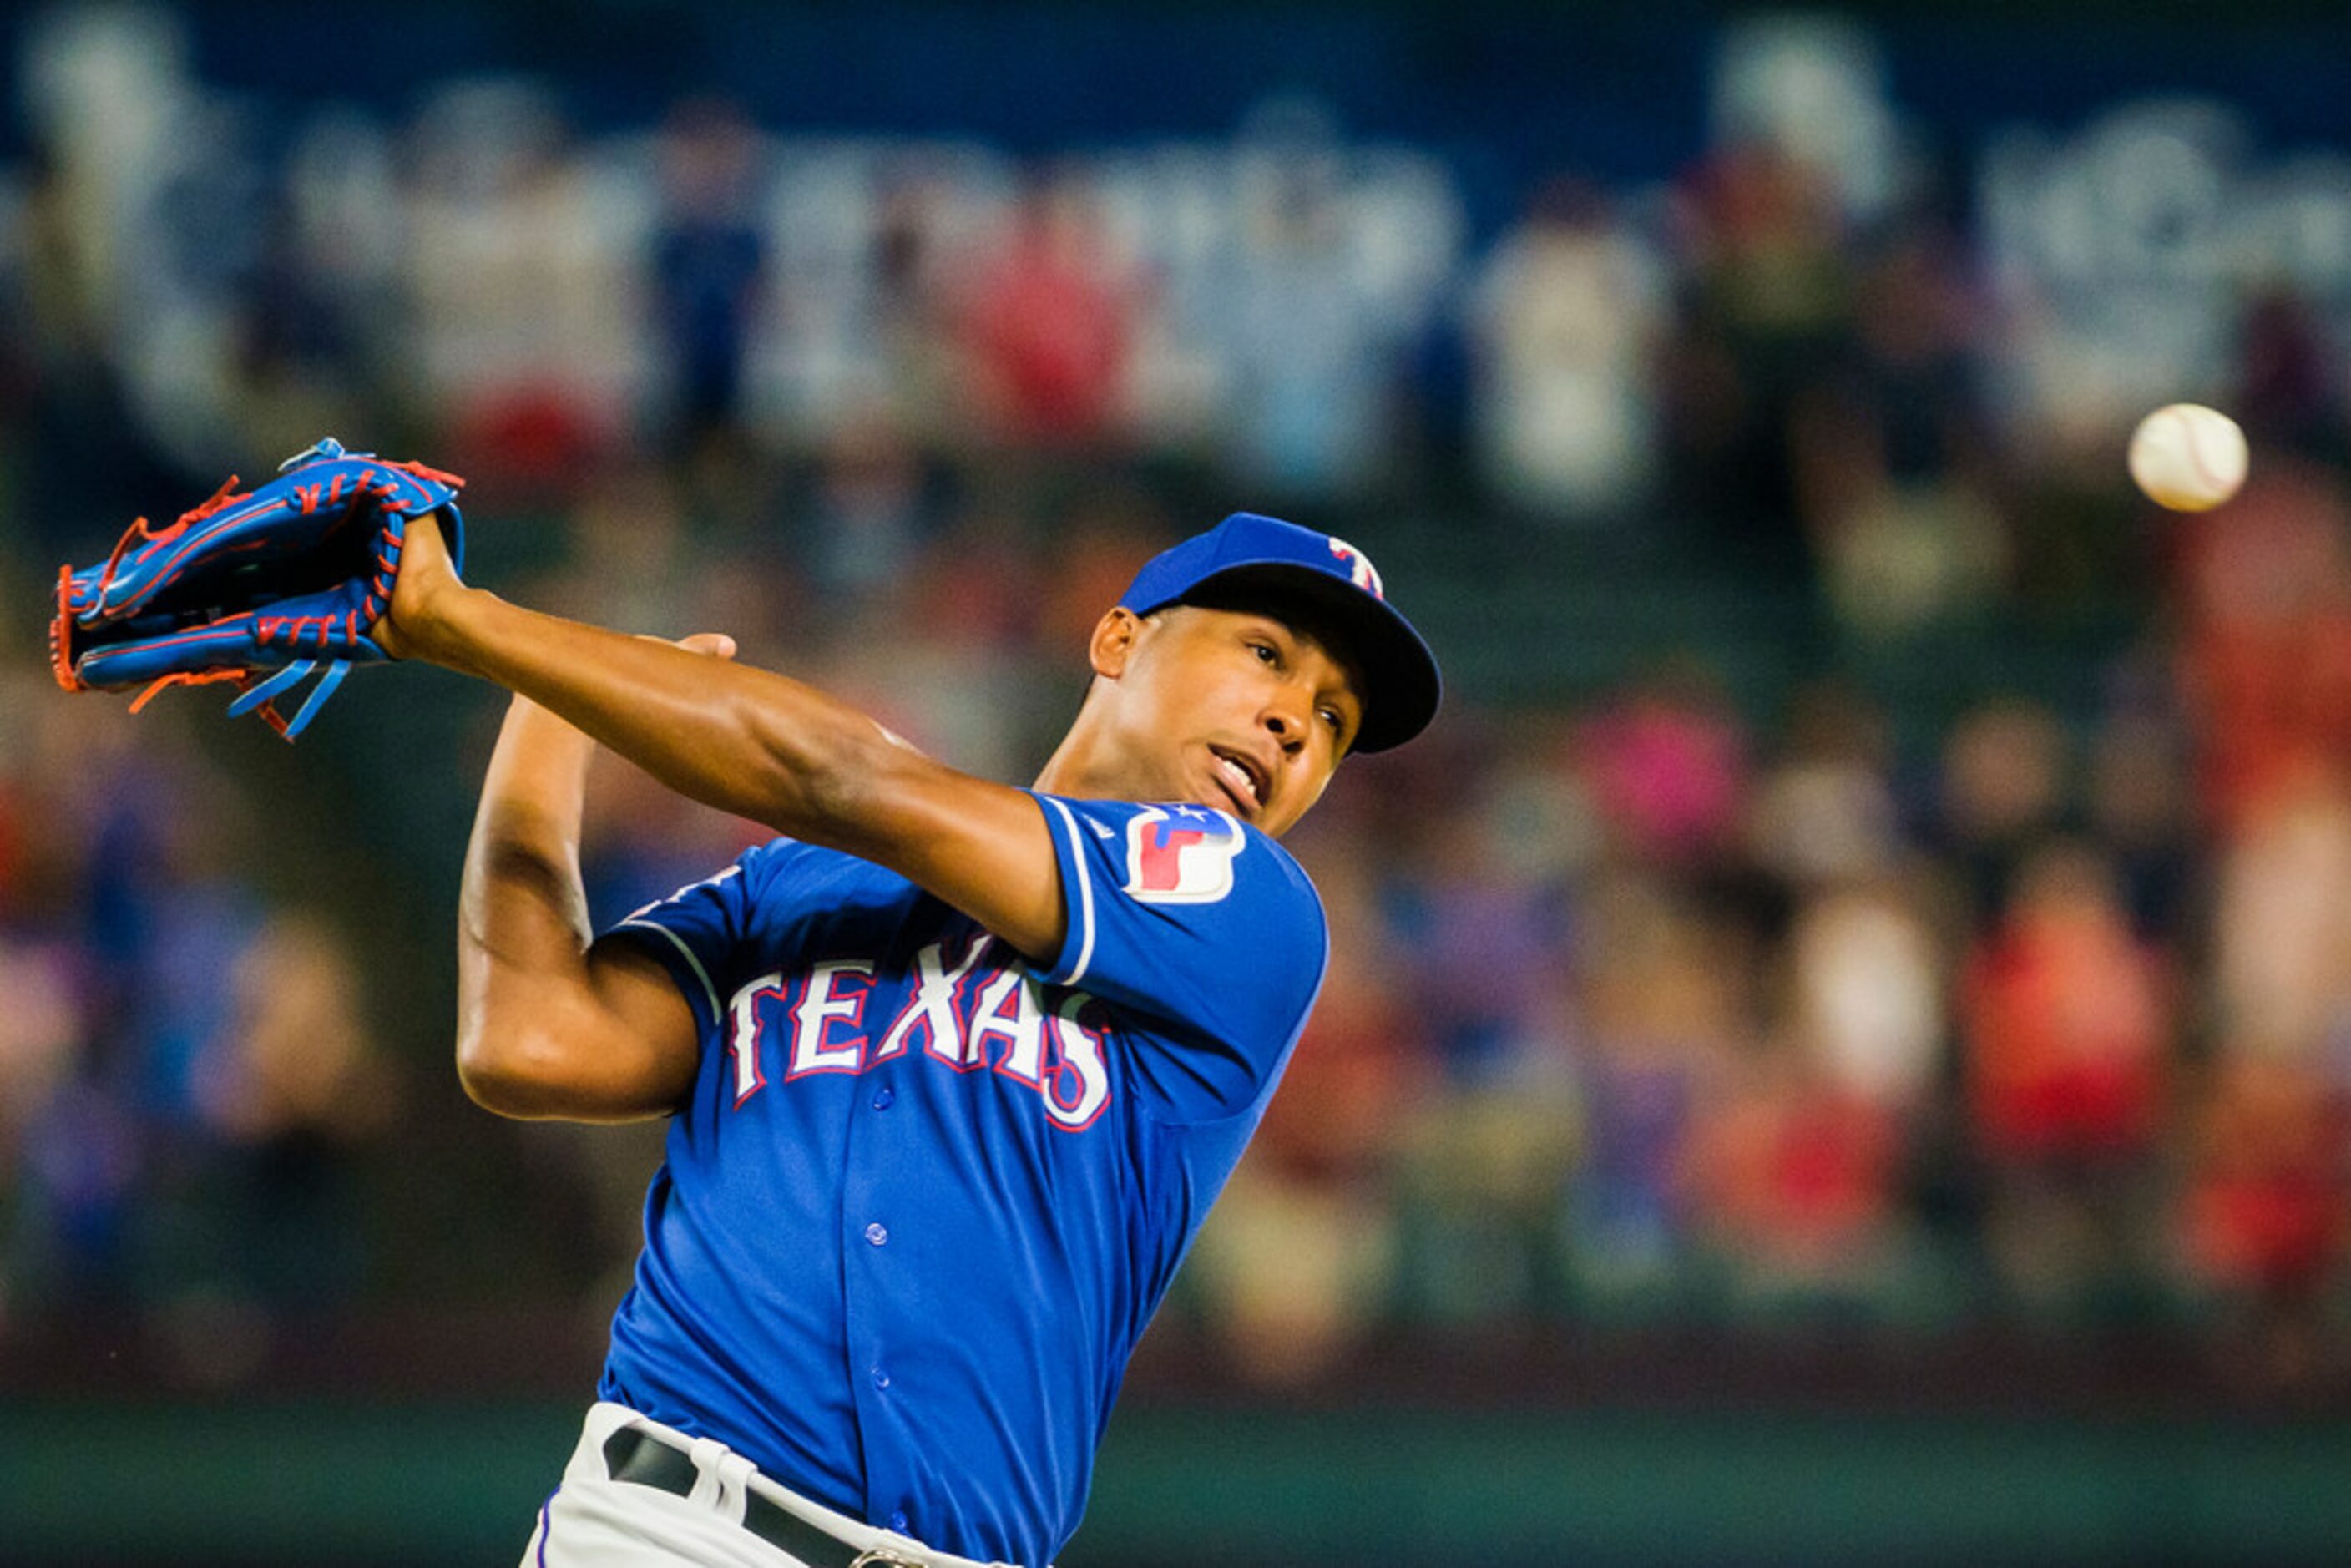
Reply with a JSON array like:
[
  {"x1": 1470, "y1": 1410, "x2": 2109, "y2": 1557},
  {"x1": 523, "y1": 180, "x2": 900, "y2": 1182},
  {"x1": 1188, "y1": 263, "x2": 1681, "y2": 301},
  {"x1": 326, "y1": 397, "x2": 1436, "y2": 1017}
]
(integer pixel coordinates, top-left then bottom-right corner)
[{"x1": 1088, "y1": 607, "x2": 1145, "y2": 680}]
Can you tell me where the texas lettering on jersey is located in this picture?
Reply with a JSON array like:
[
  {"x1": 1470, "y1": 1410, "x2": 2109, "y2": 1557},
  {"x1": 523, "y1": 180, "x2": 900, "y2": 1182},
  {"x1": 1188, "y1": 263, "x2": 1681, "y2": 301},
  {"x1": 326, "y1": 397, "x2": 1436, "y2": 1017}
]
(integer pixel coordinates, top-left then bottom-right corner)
[{"x1": 722, "y1": 932, "x2": 1114, "y2": 1132}]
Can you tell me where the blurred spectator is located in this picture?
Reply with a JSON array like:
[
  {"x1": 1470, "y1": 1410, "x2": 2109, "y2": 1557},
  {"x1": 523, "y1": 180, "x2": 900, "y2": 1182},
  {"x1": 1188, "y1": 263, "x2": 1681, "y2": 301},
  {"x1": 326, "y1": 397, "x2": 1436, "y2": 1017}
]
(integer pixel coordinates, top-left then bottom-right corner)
[
  {"x1": 1469, "y1": 177, "x2": 1665, "y2": 519},
  {"x1": 0, "y1": 690, "x2": 276, "y2": 1318},
  {"x1": 958, "y1": 172, "x2": 1135, "y2": 452},
  {"x1": 1575, "y1": 662, "x2": 1750, "y2": 869},
  {"x1": 1934, "y1": 697, "x2": 2070, "y2": 925},
  {"x1": 1684, "y1": 1041, "x2": 1907, "y2": 1308},
  {"x1": 1799, "y1": 223, "x2": 2006, "y2": 639},
  {"x1": 2085, "y1": 706, "x2": 2197, "y2": 943},
  {"x1": 1386, "y1": 774, "x2": 1575, "y2": 1086},
  {"x1": 1219, "y1": 124, "x2": 1398, "y2": 498},
  {"x1": 2207, "y1": 776, "x2": 2351, "y2": 1067},
  {"x1": 1745, "y1": 681, "x2": 1903, "y2": 890},
  {"x1": 406, "y1": 80, "x2": 640, "y2": 488},
  {"x1": 181, "y1": 911, "x2": 392, "y2": 1308},
  {"x1": 1783, "y1": 879, "x2": 1944, "y2": 1112},
  {"x1": 1959, "y1": 842, "x2": 2172, "y2": 1313},
  {"x1": 2172, "y1": 463, "x2": 2351, "y2": 835},
  {"x1": 1665, "y1": 137, "x2": 1854, "y2": 574},
  {"x1": 1689, "y1": 872, "x2": 1944, "y2": 1308},
  {"x1": 2179, "y1": 1055, "x2": 2348, "y2": 1386},
  {"x1": 650, "y1": 99, "x2": 767, "y2": 452},
  {"x1": 1561, "y1": 870, "x2": 1748, "y2": 1307},
  {"x1": 1378, "y1": 745, "x2": 1582, "y2": 1320},
  {"x1": 280, "y1": 107, "x2": 404, "y2": 385},
  {"x1": 867, "y1": 166, "x2": 966, "y2": 435}
]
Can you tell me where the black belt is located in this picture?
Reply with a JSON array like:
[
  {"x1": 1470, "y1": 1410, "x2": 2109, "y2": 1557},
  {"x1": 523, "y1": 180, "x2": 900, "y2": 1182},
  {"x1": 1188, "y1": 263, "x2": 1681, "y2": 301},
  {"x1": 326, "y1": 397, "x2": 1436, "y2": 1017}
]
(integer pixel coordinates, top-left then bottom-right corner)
[{"x1": 602, "y1": 1425, "x2": 915, "y2": 1567}]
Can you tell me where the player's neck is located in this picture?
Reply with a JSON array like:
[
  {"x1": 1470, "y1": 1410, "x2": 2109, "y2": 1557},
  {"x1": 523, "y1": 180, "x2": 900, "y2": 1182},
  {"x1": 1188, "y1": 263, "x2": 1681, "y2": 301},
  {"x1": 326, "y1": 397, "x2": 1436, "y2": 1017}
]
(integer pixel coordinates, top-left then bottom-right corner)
[
  {"x1": 1030, "y1": 729, "x2": 1102, "y2": 801},
  {"x1": 1031, "y1": 712, "x2": 1142, "y2": 806}
]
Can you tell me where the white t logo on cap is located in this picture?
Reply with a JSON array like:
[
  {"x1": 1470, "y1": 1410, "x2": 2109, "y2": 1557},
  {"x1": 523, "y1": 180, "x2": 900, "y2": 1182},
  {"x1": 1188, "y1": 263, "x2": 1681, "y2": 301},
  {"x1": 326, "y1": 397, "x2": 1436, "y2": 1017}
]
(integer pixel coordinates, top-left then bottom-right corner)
[{"x1": 1327, "y1": 536, "x2": 1383, "y2": 599}]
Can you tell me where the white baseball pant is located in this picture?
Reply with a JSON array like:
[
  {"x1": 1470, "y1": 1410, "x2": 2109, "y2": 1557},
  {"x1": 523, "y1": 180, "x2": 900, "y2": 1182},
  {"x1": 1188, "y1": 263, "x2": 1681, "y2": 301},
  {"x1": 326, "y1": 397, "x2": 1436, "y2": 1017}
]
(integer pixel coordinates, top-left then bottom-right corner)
[{"x1": 522, "y1": 1401, "x2": 1006, "y2": 1568}]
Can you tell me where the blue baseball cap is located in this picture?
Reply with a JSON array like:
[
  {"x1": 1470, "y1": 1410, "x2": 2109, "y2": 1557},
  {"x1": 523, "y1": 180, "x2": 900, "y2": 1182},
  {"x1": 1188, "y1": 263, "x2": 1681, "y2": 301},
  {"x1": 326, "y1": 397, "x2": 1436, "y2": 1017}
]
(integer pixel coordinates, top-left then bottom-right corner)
[{"x1": 1118, "y1": 512, "x2": 1441, "y2": 753}]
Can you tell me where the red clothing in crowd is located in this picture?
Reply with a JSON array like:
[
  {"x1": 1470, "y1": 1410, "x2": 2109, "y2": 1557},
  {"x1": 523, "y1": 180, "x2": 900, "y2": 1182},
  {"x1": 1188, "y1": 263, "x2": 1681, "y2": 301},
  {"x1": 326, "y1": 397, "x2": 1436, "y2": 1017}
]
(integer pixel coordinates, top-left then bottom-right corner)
[{"x1": 1961, "y1": 899, "x2": 2168, "y2": 1159}]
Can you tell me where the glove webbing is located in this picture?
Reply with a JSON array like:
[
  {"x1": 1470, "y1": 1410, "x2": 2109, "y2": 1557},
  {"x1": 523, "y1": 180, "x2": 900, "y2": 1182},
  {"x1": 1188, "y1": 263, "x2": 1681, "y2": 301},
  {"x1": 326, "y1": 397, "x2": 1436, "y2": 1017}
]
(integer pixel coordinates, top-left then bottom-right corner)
[
  {"x1": 54, "y1": 455, "x2": 462, "y2": 741},
  {"x1": 128, "y1": 667, "x2": 296, "y2": 740}
]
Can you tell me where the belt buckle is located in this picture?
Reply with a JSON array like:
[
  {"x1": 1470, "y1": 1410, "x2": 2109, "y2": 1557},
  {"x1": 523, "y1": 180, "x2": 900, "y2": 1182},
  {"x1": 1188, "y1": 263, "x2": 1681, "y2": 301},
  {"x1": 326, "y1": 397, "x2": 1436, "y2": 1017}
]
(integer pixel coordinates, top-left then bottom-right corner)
[{"x1": 849, "y1": 1552, "x2": 924, "y2": 1568}]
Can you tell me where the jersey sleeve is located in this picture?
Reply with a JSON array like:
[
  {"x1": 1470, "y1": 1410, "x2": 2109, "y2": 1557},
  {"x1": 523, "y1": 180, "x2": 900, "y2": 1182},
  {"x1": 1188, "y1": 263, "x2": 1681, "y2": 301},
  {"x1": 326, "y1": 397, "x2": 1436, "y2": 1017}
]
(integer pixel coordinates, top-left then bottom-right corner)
[
  {"x1": 1027, "y1": 793, "x2": 1328, "y2": 1121},
  {"x1": 601, "y1": 852, "x2": 761, "y2": 1038}
]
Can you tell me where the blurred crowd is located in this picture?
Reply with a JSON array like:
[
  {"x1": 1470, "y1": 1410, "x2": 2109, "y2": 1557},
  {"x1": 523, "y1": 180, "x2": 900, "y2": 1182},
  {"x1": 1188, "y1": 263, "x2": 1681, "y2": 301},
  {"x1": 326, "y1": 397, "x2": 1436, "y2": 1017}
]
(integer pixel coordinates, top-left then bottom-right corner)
[{"x1": 4, "y1": 8, "x2": 2351, "y2": 1400}]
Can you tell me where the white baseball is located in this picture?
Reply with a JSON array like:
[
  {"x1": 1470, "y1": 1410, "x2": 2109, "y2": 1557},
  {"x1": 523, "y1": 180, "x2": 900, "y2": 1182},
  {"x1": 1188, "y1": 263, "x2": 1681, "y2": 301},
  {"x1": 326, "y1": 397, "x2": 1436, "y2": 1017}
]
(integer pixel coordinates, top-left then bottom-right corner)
[{"x1": 2127, "y1": 403, "x2": 2247, "y2": 513}]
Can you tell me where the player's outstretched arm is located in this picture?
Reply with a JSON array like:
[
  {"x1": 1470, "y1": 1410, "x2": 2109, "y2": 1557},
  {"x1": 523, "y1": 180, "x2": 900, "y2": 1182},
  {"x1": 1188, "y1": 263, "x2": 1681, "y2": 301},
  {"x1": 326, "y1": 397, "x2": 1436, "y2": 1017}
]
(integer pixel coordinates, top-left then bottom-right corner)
[
  {"x1": 454, "y1": 675, "x2": 710, "y2": 1121},
  {"x1": 377, "y1": 513, "x2": 1068, "y2": 966}
]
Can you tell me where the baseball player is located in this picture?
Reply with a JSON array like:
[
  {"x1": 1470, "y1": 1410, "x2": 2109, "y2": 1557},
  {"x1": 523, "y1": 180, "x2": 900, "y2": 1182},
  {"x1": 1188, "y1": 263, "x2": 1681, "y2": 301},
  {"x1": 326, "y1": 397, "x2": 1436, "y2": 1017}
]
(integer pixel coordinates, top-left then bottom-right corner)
[{"x1": 372, "y1": 508, "x2": 1439, "y2": 1567}]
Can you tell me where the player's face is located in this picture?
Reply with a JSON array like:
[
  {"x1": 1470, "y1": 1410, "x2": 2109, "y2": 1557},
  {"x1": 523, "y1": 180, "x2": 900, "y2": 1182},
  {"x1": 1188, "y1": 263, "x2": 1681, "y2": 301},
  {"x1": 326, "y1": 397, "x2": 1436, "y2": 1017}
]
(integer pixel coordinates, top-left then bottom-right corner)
[{"x1": 1102, "y1": 604, "x2": 1363, "y2": 837}]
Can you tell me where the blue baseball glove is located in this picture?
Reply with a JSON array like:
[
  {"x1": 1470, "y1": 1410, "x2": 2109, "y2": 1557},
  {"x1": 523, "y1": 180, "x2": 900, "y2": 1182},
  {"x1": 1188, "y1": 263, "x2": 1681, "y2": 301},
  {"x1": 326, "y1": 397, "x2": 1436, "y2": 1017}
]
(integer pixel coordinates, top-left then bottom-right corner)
[{"x1": 51, "y1": 438, "x2": 465, "y2": 739}]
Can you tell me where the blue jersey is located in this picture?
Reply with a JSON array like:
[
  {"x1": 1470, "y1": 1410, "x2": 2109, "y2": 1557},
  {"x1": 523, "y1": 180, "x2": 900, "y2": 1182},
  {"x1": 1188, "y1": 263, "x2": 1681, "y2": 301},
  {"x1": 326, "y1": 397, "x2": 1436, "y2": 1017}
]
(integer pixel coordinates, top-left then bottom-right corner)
[{"x1": 594, "y1": 792, "x2": 1327, "y2": 1566}]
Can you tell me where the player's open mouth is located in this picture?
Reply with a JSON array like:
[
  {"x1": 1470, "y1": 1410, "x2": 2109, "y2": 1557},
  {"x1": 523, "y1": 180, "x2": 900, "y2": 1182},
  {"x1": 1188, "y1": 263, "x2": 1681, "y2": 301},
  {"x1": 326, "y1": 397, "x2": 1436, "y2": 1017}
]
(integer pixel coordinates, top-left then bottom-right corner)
[{"x1": 1209, "y1": 746, "x2": 1267, "y2": 815}]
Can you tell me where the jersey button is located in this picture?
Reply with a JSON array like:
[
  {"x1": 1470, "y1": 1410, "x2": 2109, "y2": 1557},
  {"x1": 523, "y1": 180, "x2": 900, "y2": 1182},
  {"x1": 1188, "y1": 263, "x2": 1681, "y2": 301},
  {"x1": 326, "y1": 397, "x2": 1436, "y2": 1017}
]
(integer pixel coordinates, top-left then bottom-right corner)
[
  {"x1": 889, "y1": 1510, "x2": 908, "y2": 1533},
  {"x1": 871, "y1": 1365, "x2": 891, "y2": 1390},
  {"x1": 864, "y1": 1222, "x2": 889, "y2": 1247},
  {"x1": 872, "y1": 1085, "x2": 895, "y2": 1110}
]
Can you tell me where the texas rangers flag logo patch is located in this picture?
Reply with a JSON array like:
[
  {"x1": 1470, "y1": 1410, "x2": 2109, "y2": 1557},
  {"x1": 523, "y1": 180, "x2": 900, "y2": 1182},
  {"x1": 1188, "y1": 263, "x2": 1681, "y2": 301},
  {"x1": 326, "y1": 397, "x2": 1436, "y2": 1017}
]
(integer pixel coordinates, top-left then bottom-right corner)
[{"x1": 1124, "y1": 807, "x2": 1245, "y2": 904}]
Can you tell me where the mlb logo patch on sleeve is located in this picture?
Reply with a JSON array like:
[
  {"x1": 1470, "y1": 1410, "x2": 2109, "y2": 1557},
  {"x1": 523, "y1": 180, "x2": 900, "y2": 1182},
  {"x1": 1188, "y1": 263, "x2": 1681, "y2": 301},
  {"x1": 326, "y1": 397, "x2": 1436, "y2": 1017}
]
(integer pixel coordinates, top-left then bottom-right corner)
[{"x1": 1124, "y1": 807, "x2": 1245, "y2": 904}]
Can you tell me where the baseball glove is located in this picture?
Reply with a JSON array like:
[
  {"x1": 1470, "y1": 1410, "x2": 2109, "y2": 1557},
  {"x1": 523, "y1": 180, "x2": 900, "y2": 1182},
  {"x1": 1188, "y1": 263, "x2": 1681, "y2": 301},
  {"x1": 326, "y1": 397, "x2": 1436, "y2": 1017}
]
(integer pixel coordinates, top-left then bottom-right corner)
[{"x1": 50, "y1": 438, "x2": 465, "y2": 740}]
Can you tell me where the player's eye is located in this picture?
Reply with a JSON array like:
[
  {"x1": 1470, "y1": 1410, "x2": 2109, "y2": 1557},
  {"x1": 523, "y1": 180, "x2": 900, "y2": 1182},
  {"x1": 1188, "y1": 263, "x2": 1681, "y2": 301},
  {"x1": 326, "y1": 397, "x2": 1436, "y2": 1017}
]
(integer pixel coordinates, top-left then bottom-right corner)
[
  {"x1": 1247, "y1": 640, "x2": 1278, "y2": 665},
  {"x1": 1318, "y1": 706, "x2": 1343, "y2": 735}
]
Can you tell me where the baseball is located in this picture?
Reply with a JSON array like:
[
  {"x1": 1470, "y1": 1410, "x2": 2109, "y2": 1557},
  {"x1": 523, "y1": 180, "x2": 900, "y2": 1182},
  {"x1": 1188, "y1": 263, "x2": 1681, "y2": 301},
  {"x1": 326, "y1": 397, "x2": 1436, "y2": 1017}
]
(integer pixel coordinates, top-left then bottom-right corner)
[{"x1": 2127, "y1": 403, "x2": 2247, "y2": 512}]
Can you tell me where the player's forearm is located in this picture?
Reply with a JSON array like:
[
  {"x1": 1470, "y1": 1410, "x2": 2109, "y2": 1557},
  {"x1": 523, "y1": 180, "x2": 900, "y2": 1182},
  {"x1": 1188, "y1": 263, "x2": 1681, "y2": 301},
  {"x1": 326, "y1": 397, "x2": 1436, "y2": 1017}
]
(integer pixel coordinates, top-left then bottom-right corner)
[
  {"x1": 385, "y1": 522, "x2": 1066, "y2": 963},
  {"x1": 412, "y1": 589, "x2": 892, "y2": 844}
]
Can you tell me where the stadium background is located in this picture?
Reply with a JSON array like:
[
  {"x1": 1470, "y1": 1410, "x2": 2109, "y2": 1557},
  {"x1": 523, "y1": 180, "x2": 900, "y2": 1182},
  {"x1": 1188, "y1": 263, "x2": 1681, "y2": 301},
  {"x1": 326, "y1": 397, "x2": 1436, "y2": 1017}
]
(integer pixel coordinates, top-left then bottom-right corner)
[{"x1": 5, "y1": 1, "x2": 2351, "y2": 1561}]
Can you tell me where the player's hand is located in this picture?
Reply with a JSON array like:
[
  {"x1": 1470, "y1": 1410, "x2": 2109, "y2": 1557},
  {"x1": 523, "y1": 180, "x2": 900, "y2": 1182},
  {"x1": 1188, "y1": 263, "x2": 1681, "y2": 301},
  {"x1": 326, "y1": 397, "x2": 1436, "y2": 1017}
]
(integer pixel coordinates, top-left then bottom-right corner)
[
  {"x1": 650, "y1": 631, "x2": 739, "y2": 661},
  {"x1": 371, "y1": 507, "x2": 468, "y2": 661}
]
